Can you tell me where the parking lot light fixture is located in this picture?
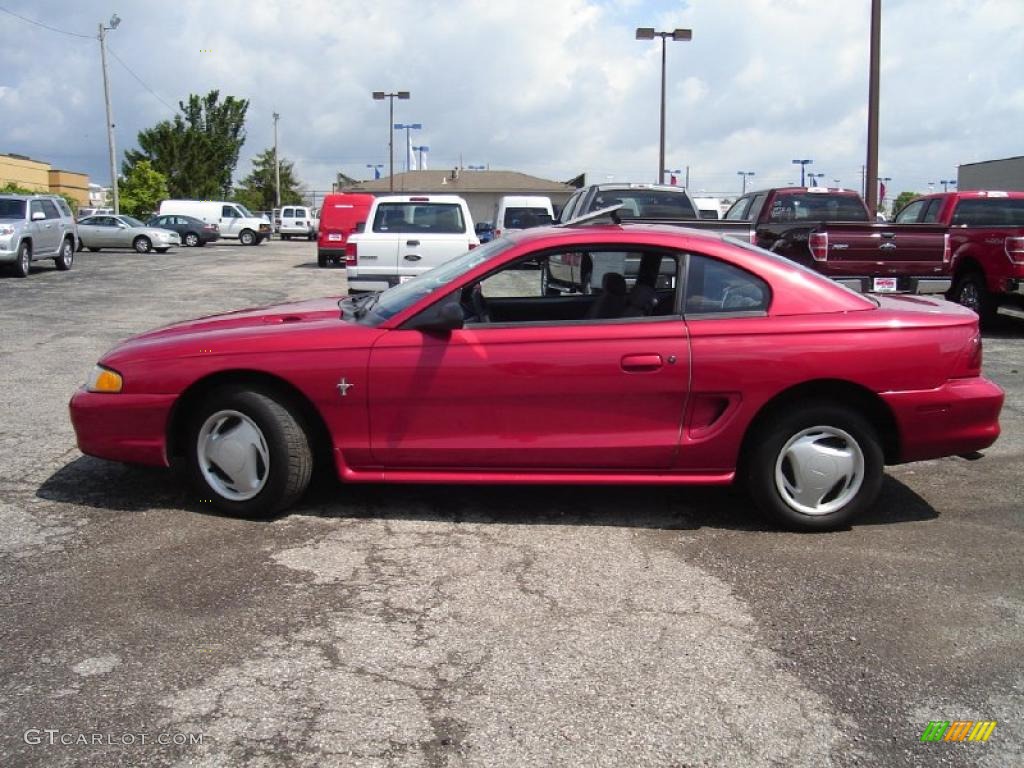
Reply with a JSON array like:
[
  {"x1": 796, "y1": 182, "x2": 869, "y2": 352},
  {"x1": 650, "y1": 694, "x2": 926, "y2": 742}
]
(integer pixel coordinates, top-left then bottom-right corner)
[
  {"x1": 373, "y1": 90, "x2": 410, "y2": 191},
  {"x1": 792, "y1": 159, "x2": 813, "y2": 187},
  {"x1": 737, "y1": 170, "x2": 755, "y2": 193},
  {"x1": 393, "y1": 123, "x2": 423, "y2": 172},
  {"x1": 413, "y1": 146, "x2": 430, "y2": 170},
  {"x1": 636, "y1": 26, "x2": 692, "y2": 184}
]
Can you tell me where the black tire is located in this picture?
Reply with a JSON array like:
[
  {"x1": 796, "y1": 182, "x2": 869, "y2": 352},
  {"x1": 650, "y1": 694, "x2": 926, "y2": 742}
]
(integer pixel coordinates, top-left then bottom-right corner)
[
  {"x1": 185, "y1": 387, "x2": 313, "y2": 518},
  {"x1": 155, "y1": 248, "x2": 170, "y2": 253},
  {"x1": 55, "y1": 237, "x2": 74, "y2": 271},
  {"x1": 745, "y1": 402, "x2": 883, "y2": 532},
  {"x1": 282, "y1": 234, "x2": 291, "y2": 241},
  {"x1": 317, "y1": 252, "x2": 328, "y2": 268},
  {"x1": 184, "y1": 232, "x2": 200, "y2": 247},
  {"x1": 88, "y1": 247, "x2": 101, "y2": 252},
  {"x1": 951, "y1": 271, "x2": 996, "y2": 326},
  {"x1": 133, "y1": 236, "x2": 152, "y2": 254},
  {"x1": 14, "y1": 241, "x2": 31, "y2": 277},
  {"x1": 239, "y1": 229, "x2": 256, "y2": 246}
]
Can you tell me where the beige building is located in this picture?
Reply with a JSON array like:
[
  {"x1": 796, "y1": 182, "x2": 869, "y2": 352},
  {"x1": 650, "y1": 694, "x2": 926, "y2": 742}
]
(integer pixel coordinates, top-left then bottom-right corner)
[
  {"x1": 1, "y1": 153, "x2": 92, "y2": 205},
  {"x1": 345, "y1": 169, "x2": 577, "y2": 226}
]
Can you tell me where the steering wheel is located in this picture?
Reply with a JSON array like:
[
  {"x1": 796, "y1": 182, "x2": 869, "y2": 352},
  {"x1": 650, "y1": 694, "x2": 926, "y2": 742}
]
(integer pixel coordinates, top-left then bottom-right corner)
[{"x1": 467, "y1": 283, "x2": 490, "y2": 323}]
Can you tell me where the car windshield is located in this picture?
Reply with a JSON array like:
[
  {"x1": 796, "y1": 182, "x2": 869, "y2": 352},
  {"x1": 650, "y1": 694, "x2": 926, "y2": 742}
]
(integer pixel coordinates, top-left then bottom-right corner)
[
  {"x1": 236, "y1": 204, "x2": 254, "y2": 217},
  {"x1": 0, "y1": 199, "x2": 26, "y2": 219},
  {"x1": 354, "y1": 238, "x2": 515, "y2": 325},
  {"x1": 503, "y1": 208, "x2": 552, "y2": 228},
  {"x1": 591, "y1": 190, "x2": 697, "y2": 219},
  {"x1": 121, "y1": 216, "x2": 146, "y2": 227}
]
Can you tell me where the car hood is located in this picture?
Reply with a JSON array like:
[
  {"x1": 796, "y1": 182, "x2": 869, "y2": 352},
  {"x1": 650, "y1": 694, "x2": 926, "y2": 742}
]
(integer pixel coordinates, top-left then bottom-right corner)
[{"x1": 101, "y1": 296, "x2": 376, "y2": 365}]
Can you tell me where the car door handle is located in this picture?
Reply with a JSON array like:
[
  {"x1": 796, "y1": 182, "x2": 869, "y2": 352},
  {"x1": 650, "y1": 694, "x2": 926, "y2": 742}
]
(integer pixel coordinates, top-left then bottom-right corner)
[
  {"x1": 404, "y1": 254, "x2": 422, "y2": 261},
  {"x1": 879, "y1": 242, "x2": 897, "y2": 250},
  {"x1": 621, "y1": 354, "x2": 663, "y2": 371},
  {"x1": 406, "y1": 239, "x2": 420, "y2": 246}
]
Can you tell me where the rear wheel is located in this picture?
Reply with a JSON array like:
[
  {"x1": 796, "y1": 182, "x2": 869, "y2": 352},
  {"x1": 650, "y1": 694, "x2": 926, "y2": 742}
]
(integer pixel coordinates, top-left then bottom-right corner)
[
  {"x1": 745, "y1": 402, "x2": 883, "y2": 531},
  {"x1": 133, "y1": 236, "x2": 152, "y2": 253},
  {"x1": 951, "y1": 271, "x2": 996, "y2": 325},
  {"x1": 14, "y1": 241, "x2": 31, "y2": 277},
  {"x1": 184, "y1": 232, "x2": 200, "y2": 247},
  {"x1": 317, "y1": 252, "x2": 328, "y2": 268},
  {"x1": 239, "y1": 229, "x2": 256, "y2": 246},
  {"x1": 185, "y1": 388, "x2": 313, "y2": 518},
  {"x1": 55, "y1": 238, "x2": 74, "y2": 270}
]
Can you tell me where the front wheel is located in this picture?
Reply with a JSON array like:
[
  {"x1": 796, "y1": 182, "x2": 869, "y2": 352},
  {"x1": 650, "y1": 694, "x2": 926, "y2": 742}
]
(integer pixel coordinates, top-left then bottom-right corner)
[
  {"x1": 745, "y1": 403, "x2": 883, "y2": 531},
  {"x1": 185, "y1": 388, "x2": 313, "y2": 518},
  {"x1": 55, "y1": 238, "x2": 74, "y2": 270},
  {"x1": 239, "y1": 229, "x2": 256, "y2": 246},
  {"x1": 133, "y1": 236, "x2": 152, "y2": 253},
  {"x1": 184, "y1": 232, "x2": 200, "y2": 247},
  {"x1": 14, "y1": 241, "x2": 31, "y2": 277}
]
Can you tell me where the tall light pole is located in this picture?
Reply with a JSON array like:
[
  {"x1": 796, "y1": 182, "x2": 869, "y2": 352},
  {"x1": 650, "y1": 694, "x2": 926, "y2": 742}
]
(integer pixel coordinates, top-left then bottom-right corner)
[
  {"x1": 792, "y1": 159, "x2": 813, "y2": 187},
  {"x1": 636, "y1": 27, "x2": 693, "y2": 184},
  {"x1": 393, "y1": 123, "x2": 422, "y2": 172},
  {"x1": 98, "y1": 13, "x2": 121, "y2": 213},
  {"x1": 737, "y1": 171, "x2": 755, "y2": 193},
  {"x1": 272, "y1": 112, "x2": 281, "y2": 208},
  {"x1": 372, "y1": 90, "x2": 410, "y2": 191},
  {"x1": 940, "y1": 179, "x2": 956, "y2": 192},
  {"x1": 413, "y1": 146, "x2": 430, "y2": 170}
]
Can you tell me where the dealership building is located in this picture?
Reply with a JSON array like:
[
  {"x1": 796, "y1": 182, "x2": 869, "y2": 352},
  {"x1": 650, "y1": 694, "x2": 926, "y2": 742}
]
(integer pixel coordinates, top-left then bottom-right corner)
[{"x1": 958, "y1": 155, "x2": 1024, "y2": 192}]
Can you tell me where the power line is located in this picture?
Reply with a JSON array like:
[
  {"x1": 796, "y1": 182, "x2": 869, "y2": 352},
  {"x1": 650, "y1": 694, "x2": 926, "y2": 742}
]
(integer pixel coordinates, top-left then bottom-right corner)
[
  {"x1": 107, "y1": 46, "x2": 178, "y2": 114},
  {"x1": 0, "y1": 5, "x2": 91, "y2": 38}
]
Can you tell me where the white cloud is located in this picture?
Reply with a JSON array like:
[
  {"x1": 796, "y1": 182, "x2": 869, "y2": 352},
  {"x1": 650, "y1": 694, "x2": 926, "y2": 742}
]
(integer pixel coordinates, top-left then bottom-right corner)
[{"x1": 0, "y1": 0, "x2": 1020, "y2": 198}]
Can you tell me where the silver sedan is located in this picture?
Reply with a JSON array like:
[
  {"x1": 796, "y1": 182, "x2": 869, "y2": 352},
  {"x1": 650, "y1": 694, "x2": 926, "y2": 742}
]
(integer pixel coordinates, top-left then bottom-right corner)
[{"x1": 77, "y1": 214, "x2": 181, "y2": 253}]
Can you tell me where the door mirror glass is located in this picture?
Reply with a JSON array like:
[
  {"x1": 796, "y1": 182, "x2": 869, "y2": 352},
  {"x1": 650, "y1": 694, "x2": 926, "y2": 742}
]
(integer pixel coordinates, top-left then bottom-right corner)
[
  {"x1": 403, "y1": 297, "x2": 464, "y2": 332},
  {"x1": 32, "y1": 211, "x2": 45, "y2": 221}
]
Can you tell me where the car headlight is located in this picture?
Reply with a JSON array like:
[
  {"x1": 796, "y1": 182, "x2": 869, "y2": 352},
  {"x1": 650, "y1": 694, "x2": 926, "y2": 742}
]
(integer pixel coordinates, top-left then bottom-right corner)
[
  {"x1": 0, "y1": 224, "x2": 14, "y2": 236},
  {"x1": 86, "y1": 365, "x2": 123, "y2": 393}
]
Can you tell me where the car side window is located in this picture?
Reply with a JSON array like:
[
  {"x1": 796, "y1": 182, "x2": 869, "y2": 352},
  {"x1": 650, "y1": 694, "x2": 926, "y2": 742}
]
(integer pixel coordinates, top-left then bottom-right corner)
[
  {"x1": 465, "y1": 248, "x2": 680, "y2": 326},
  {"x1": 55, "y1": 199, "x2": 72, "y2": 218},
  {"x1": 922, "y1": 199, "x2": 943, "y2": 223},
  {"x1": 40, "y1": 200, "x2": 60, "y2": 219},
  {"x1": 684, "y1": 254, "x2": 770, "y2": 316},
  {"x1": 221, "y1": 206, "x2": 238, "y2": 219},
  {"x1": 724, "y1": 196, "x2": 751, "y2": 220},
  {"x1": 30, "y1": 200, "x2": 45, "y2": 219},
  {"x1": 895, "y1": 200, "x2": 926, "y2": 223}
]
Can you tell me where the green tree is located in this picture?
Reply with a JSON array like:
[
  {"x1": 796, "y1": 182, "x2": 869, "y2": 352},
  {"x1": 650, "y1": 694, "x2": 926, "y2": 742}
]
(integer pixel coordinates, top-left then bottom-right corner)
[
  {"x1": 123, "y1": 90, "x2": 249, "y2": 199},
  {"x1": 118, "y1": 160, "x2": 169, "y2": 218},
  {"x1": 891, "y1": 191, "x2": 919, "y2": 217},
  {"x1": 233, "y1": 148, "x2": 304, "y2": 211},
  {"x1": 1, "y1": 182, "x2": 79, "y2": 213}
]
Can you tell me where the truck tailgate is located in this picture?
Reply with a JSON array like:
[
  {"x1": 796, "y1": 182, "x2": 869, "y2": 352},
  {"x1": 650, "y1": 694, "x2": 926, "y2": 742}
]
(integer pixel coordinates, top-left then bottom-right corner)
[{"x1": 813, "y1": 222, "x2": 948, "y2": 278}]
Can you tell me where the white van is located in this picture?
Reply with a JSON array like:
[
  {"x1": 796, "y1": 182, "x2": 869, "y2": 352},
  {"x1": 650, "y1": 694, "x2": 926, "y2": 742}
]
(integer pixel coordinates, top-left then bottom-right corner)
[
  {"x1": 158, "y1": 200, "x2": 271, "y2": 245},
  {"x1": 493, "y1": 195, "x2": 554, "y2": 238},
  {"x1": 278, "y1": 205, "x2": 318, "y2": 241}
]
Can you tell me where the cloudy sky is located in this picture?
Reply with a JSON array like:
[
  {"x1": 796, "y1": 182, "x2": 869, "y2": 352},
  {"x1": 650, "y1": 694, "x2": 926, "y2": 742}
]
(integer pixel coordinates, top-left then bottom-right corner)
[{"x1": 1, "y1": 0, "x2": 1022, "y2": 200}]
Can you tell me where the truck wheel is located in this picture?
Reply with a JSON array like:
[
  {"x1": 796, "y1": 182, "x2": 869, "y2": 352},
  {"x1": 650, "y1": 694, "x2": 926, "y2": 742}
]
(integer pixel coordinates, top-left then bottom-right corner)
[
  {"x1": 55, "y1": 237, "x2": 74, "y2": 270},
  {"x1": 239, "y1": 229, "x2": 256, "y2": 246},
  {"x1": 952, "y1": 271, "x2": 996, "y2": 325},
  {"x1": 14, "y1": 241, "x2": 31, "y2": 277}
]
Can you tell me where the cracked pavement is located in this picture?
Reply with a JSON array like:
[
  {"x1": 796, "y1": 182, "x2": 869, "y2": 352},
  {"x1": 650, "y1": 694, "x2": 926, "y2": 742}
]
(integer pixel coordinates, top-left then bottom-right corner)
[{"x1": 1, "y1": 241, "x2": 1021, "y2": 766}]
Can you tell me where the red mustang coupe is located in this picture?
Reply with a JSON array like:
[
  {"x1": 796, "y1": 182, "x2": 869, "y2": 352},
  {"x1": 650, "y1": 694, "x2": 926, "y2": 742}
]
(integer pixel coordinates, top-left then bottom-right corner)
[{"x1": 69, "y1": 224, "x2": 1003, "y2": 531}]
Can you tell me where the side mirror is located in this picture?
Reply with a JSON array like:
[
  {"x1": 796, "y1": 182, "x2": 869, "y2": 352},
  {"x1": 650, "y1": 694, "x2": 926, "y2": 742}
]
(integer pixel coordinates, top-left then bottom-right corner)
[
  {"x1": 31, "y1": 211, "x2": 45, "y2": 221},
  {"x1": 403, "y1": 298, "x2": 464, "y2": 332}
]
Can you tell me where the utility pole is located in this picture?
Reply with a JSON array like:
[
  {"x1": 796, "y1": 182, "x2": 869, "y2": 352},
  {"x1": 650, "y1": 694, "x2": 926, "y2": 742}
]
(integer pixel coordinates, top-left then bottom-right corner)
[
  {"x1": 98, "y1": 14, "x2": 121, "y2": 214},
  {"x1": 272, "y1": 112, "x2": 281, "y2": 208},
  {"x1": 865, "y1": 0, "x2": 881, "y2": 216}
]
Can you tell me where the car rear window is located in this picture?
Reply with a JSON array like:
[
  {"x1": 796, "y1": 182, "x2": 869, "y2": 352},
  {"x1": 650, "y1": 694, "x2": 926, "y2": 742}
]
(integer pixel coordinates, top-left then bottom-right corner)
[
  {"x1": 591, "y1": 190, "x2": 697, "y2": 219},
  {"x1": 373, "y1": 203, "x2": 466, "y2": 234},
  {"x1": 767, "y1": 193, "x2": 869, "y2": 223},
  {"x1": 502, "y1": 207, "x2": 552, "y2": 228},
  {"x1": 0, "y1": 199, "x2": 26, "y2": 219},
  {"x1": 950, "y1": 198, "x2": 1024, "y2": 226}
]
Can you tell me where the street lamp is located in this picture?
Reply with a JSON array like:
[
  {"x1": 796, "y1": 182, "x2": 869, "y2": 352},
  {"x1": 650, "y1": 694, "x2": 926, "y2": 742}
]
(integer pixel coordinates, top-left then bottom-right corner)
[
  {"x1": 808, "y1": 171, "x2": 827, "y2": 186},
  {"x1": 663, "y1": 168, "x2": 681, "y2": 186},
  {"x1": 466, "y1": 164, "x2": 486, "y2": 170},
  {"x1": 636, "y1": 26, "x2": 693, "y2": 184},
  {"x1": 393, "y1": 122, "x2": 422, "y2": 172},
  {"x1": 98, "y1": 12, "x2": 121, "y2": 213},
  {"x1": 372, "y1": 90, "x2": 410, "y2": 191},
  {"x1": 792, "y1": 159, "x2": 813, "y2": 187},
  {"x1": 412, "y1": 145, "x2": 430, "y2": 170},
  {"x1": 366, "y1": 163, "x2": 383, "y2": 180},
  {"x1": 940, "y1": 179, "x2": 956, "y2": 192},
  {"x1": 737, "y1": 171, "x2": 755, "y2": 193}
]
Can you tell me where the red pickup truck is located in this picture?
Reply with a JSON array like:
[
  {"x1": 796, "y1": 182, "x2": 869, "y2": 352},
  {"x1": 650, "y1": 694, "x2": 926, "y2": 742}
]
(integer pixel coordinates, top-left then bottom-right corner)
[{"x1": 808, "y1": 191, "x2": 1024, "y2": 322}]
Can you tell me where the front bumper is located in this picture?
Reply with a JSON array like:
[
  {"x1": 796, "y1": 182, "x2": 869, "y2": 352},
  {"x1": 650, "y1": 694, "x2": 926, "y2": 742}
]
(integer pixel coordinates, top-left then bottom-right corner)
[
  {"x1": 69, "y1": 389, "x2": 177, "y2": 467},
  {"x1": 882, "y1": 376, "x2": 1004, "y2": 463}
]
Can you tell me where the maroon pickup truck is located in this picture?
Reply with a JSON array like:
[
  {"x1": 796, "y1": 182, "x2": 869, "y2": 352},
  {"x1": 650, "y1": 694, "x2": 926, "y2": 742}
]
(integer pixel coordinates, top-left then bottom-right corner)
[{"x1": 808, "y1": 191, "x2": 1024, "y2": 322}]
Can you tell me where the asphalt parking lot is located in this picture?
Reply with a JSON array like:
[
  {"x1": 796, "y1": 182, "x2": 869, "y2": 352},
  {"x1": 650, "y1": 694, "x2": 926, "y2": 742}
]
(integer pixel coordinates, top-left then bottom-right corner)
[{"x1": 1, "y1": 238, "x2": 1021, "y2": 767}]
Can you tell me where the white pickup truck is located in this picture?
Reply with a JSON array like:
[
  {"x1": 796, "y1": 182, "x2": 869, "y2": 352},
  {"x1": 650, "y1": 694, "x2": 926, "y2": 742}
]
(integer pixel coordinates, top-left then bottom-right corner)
[{"x1": 344, "y1": 195, "x2": 479, "y2": 292}]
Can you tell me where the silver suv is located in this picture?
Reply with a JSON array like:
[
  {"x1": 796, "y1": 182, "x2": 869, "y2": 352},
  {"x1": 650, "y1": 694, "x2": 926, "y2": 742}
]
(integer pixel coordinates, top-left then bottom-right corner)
[{"x1": 0, "y1": 194, "x2": 79, "y2": 277}]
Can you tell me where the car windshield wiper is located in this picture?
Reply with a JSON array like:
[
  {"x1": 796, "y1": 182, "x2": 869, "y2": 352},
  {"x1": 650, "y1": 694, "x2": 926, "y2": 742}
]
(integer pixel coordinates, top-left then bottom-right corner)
[
  {"x1": 343, "y1": 292, "x2": 379, "y2": 320},
  {"x1": 338, "y1": 293, "x2": 373, "y2": 319}
]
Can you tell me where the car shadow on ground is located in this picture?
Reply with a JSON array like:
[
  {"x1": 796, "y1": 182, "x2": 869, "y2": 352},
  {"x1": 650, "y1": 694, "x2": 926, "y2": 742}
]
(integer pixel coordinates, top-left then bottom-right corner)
[{"x1": 37, "y1": 456, "x2": 938, "y2": 532}]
